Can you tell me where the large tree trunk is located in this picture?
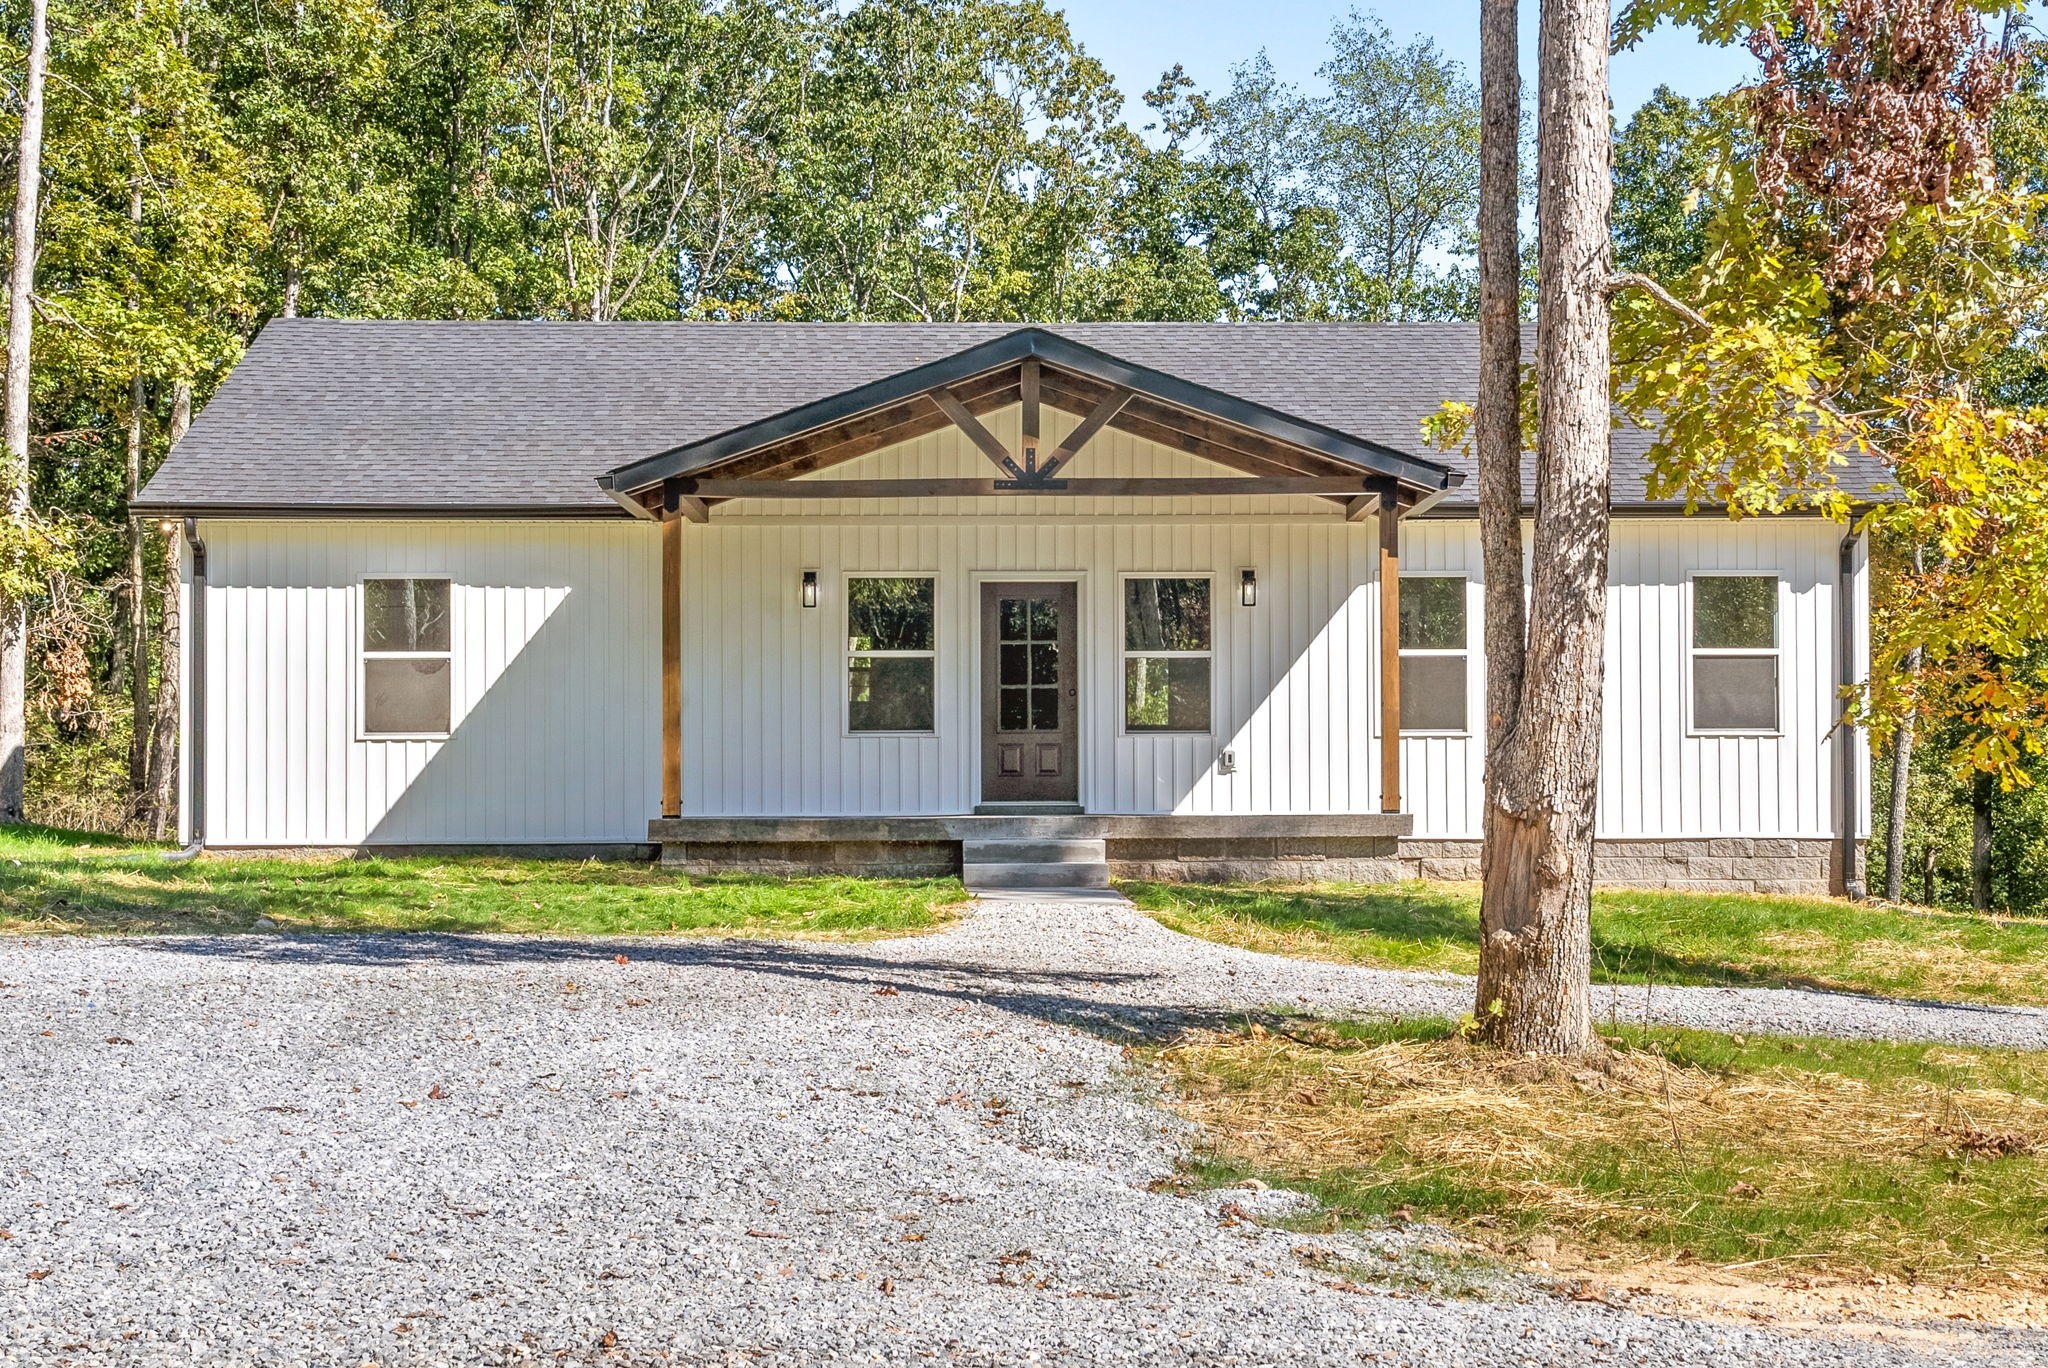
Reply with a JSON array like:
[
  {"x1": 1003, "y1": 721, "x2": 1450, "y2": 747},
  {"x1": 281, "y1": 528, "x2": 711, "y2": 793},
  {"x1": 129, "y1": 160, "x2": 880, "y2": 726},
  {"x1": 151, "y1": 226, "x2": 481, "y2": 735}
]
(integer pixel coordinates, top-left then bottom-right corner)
[
  {"x1": 1474, "y1": 0, "x2": 1612, "y2": 1056},
  {"x1": 0, "y1": 0, "x2": 51, "y2": 824},
  {"x1": 1474, "y1": 0, "x2": 1528, "y2": 988},
  {"x1": 142, "y1": 383, "x2": 190, "y2": 839}
]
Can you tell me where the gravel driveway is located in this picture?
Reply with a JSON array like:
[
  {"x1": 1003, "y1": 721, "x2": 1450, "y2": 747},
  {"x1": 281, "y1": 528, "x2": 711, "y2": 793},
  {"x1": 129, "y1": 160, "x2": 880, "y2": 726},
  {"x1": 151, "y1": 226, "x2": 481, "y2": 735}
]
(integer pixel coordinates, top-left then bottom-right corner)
[{"x1": 3, "y1": 900, "x2": 2044, "y2": 1366}]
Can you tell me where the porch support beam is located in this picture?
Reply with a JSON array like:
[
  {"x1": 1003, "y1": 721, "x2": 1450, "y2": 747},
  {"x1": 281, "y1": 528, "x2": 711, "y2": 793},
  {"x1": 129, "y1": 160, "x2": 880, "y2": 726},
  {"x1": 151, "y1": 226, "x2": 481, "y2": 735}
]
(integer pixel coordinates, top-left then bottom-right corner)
[
  {"x1": 929, "y1": 386, "x2": 1025, "y2": 480},
  {"x1": 659, "y1": 486, "x2": 685, "y2": 819},
  {"x1": 1378, "y1": 496, "x2": 1403, "y2": 814},
  {"x1": 1020, "y1": 357, "x2": 1040, "y2": 455},
  {"x1": 1346, "y1": 494, "x2": 1377, "y2": 522},
  {"x1": 687, "y1": 476, "x2": 1381, "y2": 499}
]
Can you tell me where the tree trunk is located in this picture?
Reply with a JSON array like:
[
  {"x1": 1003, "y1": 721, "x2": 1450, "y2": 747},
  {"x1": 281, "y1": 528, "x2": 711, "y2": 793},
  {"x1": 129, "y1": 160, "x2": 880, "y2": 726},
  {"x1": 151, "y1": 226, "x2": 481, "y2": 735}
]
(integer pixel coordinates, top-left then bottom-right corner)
[
  {"x1": 126, "y1": 378, "x2": 150, "y2": 800},
  {"x1": 1474, "y1": 0, "x2": 1528, "y2": 1002},
  {"x1": 1970, "y1": 770, "x2": 1994, "y2": 913},
  {"x1": 0, "y1": 0, "x2": 51, "y2": 824},
  {"x1": 1882, "y1": 545, "x2": 1923, "y2": 903},
  {"x1": 281, "y1": 260, "x2": 301, "y2": 318},
  {"x1": 1475, "y1": 0, "x2": 1612, "y2": 1056},
  {"x1": 142, "y1": 383, "x2": 189, "y2": 839}
]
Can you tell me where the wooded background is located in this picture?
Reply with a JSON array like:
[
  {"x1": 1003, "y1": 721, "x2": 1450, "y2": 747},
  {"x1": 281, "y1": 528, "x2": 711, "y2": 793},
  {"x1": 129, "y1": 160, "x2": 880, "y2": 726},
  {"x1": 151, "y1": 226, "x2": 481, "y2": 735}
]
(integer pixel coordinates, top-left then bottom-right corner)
[{"x1": 2, "y1": 0, "x2": 2042, "y2": 912}]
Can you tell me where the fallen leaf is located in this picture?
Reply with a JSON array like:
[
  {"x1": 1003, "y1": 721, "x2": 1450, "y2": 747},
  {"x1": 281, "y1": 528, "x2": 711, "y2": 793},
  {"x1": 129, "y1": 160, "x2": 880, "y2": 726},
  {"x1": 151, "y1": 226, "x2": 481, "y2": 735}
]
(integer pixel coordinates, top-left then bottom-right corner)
[
  {"x1": 746, "y1": 1230, "x2": 786, "y2": 1240},
  {"x1": 878, "y1": 1276, "x2": 895, "y2": 1295},
  {"x1": 103, "y1": 1037, "x2": 133, "y2": 1046},
  {"x1": 872, "y1": 986, "x2": 899, "y2": 997},
  {"x1": 427, "y1": 1085, "x2": 449, "y2": 1101},
  {"x1": 613, "y1": 955, "x2": 630, "y2": 965},
  {"x1": 26, "y1": 1269, "x2": 50, "y2": 1281},
  {"x1": 1725, "y1": 1181, "x2": 1763, "y2": 1200}
]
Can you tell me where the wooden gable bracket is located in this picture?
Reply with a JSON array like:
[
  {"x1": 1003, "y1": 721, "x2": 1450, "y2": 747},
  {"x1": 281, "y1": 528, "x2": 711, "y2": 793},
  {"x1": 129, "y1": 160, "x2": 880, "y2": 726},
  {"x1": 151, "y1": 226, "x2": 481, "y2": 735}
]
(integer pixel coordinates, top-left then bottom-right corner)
[
  {"x1": 662, "y1": 477, "x2": 709, "y2": 523},
  {"x1": 928, "y1": 368, "x2": 1136, "y2": 490}
]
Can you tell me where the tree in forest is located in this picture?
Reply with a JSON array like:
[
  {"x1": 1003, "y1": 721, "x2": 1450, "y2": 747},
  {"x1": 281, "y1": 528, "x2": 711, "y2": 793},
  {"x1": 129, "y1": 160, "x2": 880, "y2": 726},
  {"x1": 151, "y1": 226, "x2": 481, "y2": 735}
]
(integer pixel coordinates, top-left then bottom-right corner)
[{"x1": 0, "y1": 0, "x2": 52, "y2": 823}]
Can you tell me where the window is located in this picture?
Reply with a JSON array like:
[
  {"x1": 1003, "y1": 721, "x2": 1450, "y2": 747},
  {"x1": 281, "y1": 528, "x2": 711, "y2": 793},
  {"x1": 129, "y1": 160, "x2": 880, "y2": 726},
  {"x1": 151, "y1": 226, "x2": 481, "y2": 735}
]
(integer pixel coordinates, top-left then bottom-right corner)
[
  {"x1": 847, "y1": 576, "x2": 936, "y2": 732},
  {"x1": 1692, "y1": 575, "x2": 1779, "y2": 732},
  {"x1": 1398, "y1": 576, "x2": 1468, "y2": 733},
  {"x1": 362, "y1": 578, "x2": 453, "y2": 736},
  {"x1": 1124, "y1": 577, "x2": 1211, "y2": 732}
]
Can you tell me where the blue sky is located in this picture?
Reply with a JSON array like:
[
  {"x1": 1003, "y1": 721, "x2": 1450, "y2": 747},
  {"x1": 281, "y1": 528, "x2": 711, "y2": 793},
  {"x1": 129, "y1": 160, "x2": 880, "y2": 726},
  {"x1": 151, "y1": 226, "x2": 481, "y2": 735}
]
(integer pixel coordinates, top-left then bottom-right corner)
[{"x1": 1054, "y1": 1, "x2": 1760, "y2": 130}]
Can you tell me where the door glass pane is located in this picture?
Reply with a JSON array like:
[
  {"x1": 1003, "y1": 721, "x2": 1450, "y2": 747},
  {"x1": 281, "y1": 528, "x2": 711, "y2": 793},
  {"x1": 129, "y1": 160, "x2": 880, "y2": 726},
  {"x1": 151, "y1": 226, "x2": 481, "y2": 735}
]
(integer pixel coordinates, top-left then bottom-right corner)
[
  {"x1": 1398, "y1": 577, "x2": 1465, "y2": 650},
  {"x1": 1693, "y1": 577, "x2": 1776, "y2": 649},
  {"x1": 1031, "y1": 688, "x2": 1059, "y2": 728},
  {"x1": 999, "y1": 686, "x2": 1028, "y2": 731},
  {"x1": 1028, "y1": 597, "x2": 1059, "y2": 641},
  {"x1": 1124, "y1": 656, "x2": 1211, "y2": 731},
  {"x1": 364, "y1": 658, "x2": 451, "y2": 734},
  {"x1": 999, "y1": 643, "x2": 1028, "y2": 686},
  {"x1": 848, "y1": 577, "x2": 935, "y2": 652},
  {"x1": 1694, "y1": 656, "x2": 1778, "y2": 730},
  {"x1": 1124, "y1": 579, "x2": 1210, "y2": 651},
  {"x1": 1029, "y1": 642, "x2": 1058, "y2": 685},
  {"x1": 364, "y1": 579, "x2": 452, "y2": 653},
  {"x1": 1399, "y1": 656, "x2": 1468, "y2": 731},
  {"x1": 999, "y1": 597, "x2": 1028, "y2": 638},
  {"x1": 848, "y1": 656, "x2": 935, "y2": 731}
]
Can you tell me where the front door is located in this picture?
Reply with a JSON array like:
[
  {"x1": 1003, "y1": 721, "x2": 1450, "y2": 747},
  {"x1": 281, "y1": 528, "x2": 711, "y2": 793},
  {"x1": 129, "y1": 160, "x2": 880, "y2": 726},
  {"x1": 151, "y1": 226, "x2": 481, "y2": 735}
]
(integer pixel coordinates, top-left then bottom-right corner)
[{"x1": 981, "y1": 582, "x2": 1079, "y2": 804}]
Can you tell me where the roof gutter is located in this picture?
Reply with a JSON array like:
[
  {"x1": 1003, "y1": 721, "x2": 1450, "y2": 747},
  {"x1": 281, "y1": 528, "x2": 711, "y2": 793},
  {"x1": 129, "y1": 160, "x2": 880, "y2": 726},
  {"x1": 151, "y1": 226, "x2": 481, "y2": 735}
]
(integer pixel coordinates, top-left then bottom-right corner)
[
  {"x1": 182, "y1": 516, "x2": 206, "y2": 852},
  {"x1": 1837, "y1": 529, "x2": 1867, "y2": 899}
]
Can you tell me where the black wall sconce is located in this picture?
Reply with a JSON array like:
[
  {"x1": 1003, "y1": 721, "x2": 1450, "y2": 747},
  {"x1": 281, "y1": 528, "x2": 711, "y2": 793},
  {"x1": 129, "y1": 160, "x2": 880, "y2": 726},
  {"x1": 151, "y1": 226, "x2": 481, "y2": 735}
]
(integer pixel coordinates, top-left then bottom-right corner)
[
  {"x1": 1239, "y1": 567, "x2": 1257, "y2": 607},
  {"x1": 800, "y1": 569, "x2": 819, "y2": 608}
]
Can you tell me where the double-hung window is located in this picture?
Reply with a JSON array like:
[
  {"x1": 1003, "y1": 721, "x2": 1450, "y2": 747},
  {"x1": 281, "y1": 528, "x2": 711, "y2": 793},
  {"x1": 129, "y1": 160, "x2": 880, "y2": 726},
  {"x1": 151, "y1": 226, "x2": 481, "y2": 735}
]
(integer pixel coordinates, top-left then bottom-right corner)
[
  {"x1": 847, "y1": 576, "x2": 937, "y2": 732},
  {"x1": 361, "y1": 578, "x2": 453, "y2": 737},
  {"x1": 1398, "y1": 576, "x2": 1469, "y2": 733},
  {"x1": 1691, "y1": 574, "x2": 1779, "y2": 732},
  {"x1": 1123, "y1": 577, "x2": 1212, "y2": 732}
]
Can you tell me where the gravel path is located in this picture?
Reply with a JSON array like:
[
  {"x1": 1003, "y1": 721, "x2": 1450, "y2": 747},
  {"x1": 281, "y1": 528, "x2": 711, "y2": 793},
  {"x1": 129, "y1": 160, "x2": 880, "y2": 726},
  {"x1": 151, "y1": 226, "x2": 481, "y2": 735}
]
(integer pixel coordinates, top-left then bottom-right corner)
[{"x1": 1, "y1": 901, "x2": 2042, "y2": 1367}]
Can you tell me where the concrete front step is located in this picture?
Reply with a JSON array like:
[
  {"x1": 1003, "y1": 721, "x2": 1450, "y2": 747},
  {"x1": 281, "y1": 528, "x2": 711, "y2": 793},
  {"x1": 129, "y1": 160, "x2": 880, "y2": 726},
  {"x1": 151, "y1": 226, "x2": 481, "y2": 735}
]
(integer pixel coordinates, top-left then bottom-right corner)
[
  {"x1": 961, "y1": 837, "x2": 1110, "y2": 891},
  {"x1": 962, "y1": 838, "x2": 1105, "y2": 865},
  {"x1": 961, "y1": 861, "x2": 1112, "y2": 890}
]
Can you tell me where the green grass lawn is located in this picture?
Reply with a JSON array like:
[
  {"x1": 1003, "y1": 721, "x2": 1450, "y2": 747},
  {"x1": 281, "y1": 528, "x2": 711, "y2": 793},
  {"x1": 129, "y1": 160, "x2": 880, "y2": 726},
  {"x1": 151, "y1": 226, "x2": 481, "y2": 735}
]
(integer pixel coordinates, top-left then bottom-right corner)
[
  {"x1": 1152, "y1": 1015, "x2": 2048, "y2": 1289},
  {"x1": 0, "y1": 824, "x2": 963, "y2": 937},
  {"x1": 1124, "y1": 879, "x2": 2048, "y2": 1007}
]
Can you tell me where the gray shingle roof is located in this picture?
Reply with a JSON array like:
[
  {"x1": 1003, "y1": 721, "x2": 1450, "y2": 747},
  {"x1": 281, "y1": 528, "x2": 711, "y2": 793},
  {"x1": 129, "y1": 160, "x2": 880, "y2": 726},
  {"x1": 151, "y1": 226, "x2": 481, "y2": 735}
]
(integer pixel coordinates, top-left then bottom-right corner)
[{"x1": 134, "y1": 318, "x2": 1889, "y2": 515}]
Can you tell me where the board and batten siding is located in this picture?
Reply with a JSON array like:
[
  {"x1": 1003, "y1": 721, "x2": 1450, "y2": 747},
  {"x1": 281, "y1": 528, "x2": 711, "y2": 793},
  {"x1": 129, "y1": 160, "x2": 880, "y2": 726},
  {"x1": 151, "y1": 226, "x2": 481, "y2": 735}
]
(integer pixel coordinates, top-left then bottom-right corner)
[
  {"x1": 179, "y1": 408, "x2": 1864, "y2": 846},
  {"x1": 185, "y1": 519, "x2": 659, "y2": 846}
]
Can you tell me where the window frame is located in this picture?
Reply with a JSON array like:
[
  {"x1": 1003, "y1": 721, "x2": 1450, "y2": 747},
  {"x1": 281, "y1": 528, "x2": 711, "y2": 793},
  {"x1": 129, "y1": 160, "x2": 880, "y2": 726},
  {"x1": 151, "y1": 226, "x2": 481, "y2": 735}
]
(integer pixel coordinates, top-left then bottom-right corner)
[
  {"x1": 1118, "y1": 572, "x2": 1215, "y2": 737},
  {"x1": 1687, "y1": 571, "x2": 1784, "y2": 737},
  {"x1": 842, "y1": 571, "x2": 941, "y2": 737},
  {"x1": 357, "y1": 573, "x2": 456, "y2": 741},
  {"x1": 1394, "y1": 572, "x2": 1473, "y2": 738}
]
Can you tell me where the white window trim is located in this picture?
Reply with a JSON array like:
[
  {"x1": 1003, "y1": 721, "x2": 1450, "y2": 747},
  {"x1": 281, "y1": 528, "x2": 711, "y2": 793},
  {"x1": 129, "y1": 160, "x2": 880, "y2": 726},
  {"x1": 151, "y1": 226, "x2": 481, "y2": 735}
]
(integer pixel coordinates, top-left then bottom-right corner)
[
  {"x1": 1687, "y1": 571, "x2": 1784, "y2": 738},
  {"x1": 1395, "y1": 572, "x2": 1474, "y2": 738},
  {"x1": 1119, "y1": 572, "x2": 1215, "y2": 737},
  {"x1": 357, "y1": 573, "x2": 456, "y2": 742},
  {"x1": 843, "y1": 571, "x2": 940, "y2": 738}
]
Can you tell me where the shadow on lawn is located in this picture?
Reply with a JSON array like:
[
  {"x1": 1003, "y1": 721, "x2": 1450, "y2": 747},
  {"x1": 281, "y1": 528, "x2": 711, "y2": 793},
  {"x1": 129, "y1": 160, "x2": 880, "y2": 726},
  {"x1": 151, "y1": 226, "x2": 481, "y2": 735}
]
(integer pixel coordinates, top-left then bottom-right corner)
[
  {"x1": 1136, "y1": 882, "x2": 1864, "y2": 997},
  {"x1": 117, "y1": 929, "x2": 1261, "y2": 1044}
]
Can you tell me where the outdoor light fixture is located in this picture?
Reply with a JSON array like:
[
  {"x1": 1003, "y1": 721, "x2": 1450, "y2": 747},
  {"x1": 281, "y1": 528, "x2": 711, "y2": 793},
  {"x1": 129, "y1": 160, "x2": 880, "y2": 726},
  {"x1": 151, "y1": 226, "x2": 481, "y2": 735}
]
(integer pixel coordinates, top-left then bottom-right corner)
[
  {"x1": 158, "y1": 519, "x2": 178, "y2": 535},
  {"x1": 1239, "y1": 567, "x2": 1257, "y2": 607},
  {"x1": 800, "y1": 569, "x2": 819, "y2": 609}
]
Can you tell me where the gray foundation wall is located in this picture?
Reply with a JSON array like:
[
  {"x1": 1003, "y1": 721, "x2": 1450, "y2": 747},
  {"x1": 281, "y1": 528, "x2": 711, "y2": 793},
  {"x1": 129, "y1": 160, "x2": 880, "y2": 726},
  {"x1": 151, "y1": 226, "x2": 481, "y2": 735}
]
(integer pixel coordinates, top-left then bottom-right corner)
[{"x1": 658, "y1": 830, "x2": 1845, "y2": 897}]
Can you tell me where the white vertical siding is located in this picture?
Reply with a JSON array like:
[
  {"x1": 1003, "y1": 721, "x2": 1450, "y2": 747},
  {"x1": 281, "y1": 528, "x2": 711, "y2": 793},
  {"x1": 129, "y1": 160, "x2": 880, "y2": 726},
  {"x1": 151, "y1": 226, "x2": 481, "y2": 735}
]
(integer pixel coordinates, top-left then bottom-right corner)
[
  {"x1": 183, "y1": 417, "x2": 1858, "y2": 845},
  {"x1": 196, "y1": 519, "x2": 658, "y2": 845},
  {"x1": 1380, "y1": 516, "x2": 1852, "y2": 840}
]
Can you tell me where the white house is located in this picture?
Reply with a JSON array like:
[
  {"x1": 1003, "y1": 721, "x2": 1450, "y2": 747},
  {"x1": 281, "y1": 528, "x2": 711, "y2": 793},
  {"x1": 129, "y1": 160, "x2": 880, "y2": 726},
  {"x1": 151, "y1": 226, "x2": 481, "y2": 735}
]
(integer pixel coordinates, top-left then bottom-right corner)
[{"x1": 134, "y1": 321, "x2": 1873, "y2": 895}]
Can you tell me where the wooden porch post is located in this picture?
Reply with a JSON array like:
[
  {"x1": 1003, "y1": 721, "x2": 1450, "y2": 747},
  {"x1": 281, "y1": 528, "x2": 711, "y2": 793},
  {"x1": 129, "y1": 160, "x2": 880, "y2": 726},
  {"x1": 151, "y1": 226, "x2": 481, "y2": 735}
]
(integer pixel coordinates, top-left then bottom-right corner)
[
  {"x1": 1378, "y1": 498, "x2": 1402, "y2": 813},
  {"x1": 660, "y1": 481, "x2": 683, "y2": 819}
]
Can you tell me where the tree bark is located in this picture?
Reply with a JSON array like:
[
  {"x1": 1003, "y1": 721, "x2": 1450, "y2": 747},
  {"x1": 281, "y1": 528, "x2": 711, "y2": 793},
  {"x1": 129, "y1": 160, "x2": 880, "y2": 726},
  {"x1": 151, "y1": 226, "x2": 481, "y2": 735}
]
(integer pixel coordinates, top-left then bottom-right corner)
[
  {"x1": 1970, "y1": 770, "x2": 1993, "y2": 913},
  {"x1": 1474, "y1": 0, "x2": 1529, "y2": 1004},
  {"x1": 126, "y1": 378, "x2": 150, "y2": 800},
  {"x1": 1474, "y1": 0, "x2": 1612, "y2": 1056},
  {"x1": 142, "y1": 383, "x2": 189, "y2": 839},
  {"x1": 1883, "y1": 545, "x2": 1925, "y2": 904},
  {"x1": 0, "y1": 0, "x2": 50, "y2": 824}
]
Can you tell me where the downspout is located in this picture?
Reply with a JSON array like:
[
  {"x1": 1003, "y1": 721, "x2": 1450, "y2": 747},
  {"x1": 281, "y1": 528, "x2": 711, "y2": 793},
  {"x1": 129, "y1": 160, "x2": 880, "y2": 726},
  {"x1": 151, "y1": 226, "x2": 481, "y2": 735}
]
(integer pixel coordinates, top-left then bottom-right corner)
[
  {"x1": 176, "y1": 515, "x2": 206, "y2": 857},
  {"x1": 1837, "y1": 530, "x2": 1866, "y2": 899}
]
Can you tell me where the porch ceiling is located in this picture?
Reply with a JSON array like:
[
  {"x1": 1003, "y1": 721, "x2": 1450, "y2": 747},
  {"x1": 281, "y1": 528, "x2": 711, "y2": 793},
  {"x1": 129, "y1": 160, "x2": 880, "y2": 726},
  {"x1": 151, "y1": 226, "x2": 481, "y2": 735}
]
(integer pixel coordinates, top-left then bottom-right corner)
[{"x1": 598, "y1": 327, "x2": 1462, "y2": 518}]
